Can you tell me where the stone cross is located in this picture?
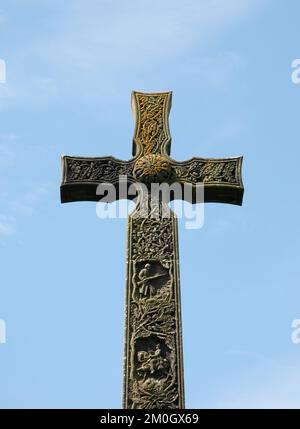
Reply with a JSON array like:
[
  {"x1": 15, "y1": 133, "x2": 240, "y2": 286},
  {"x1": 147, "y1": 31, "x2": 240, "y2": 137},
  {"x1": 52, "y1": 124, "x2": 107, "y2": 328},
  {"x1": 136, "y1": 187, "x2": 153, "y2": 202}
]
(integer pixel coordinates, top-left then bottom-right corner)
[{"x1": 60, "y1": 91, "x2": 243, "y2": 409}]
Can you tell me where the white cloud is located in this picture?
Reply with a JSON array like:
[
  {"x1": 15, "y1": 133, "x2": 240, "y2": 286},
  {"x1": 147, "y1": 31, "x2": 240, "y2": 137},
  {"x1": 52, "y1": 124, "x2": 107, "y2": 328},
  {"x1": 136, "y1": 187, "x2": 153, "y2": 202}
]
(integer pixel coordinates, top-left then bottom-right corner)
[
  {"x1": 42, "y1": 0, "x2": 263, "y2": 61},
  {"x1": 0, "y1": 0, "x2": 267, "y2": 106},
  {"x1": 37, "y1": 0, "x2": 261, "y2": 77},
  {"x1": 0, "y1": 182, "x2": 52, "y2": 240},
  {"x1": 11, "y1": 184, "x2": 51, "y2": 217},
  {"x1": 0, "y1": 215, "x2": 15, "y2": 236},
  {"x1": 0, "y1": 77, "x2": 58, "y2": 110},
  {"x1": 0, "y1": 132, "x2": 54, "y2": 167},
  {"x1": 0, "y1": 130, "x2": 54, "y2": 231}
]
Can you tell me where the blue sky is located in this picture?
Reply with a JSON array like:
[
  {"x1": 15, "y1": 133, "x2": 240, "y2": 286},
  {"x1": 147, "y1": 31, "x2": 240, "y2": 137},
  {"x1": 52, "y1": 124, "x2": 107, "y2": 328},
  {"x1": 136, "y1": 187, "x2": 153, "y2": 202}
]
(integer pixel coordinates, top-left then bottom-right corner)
[{"x1": 0, "y1": 0, "x2": 300, "y2": 408}]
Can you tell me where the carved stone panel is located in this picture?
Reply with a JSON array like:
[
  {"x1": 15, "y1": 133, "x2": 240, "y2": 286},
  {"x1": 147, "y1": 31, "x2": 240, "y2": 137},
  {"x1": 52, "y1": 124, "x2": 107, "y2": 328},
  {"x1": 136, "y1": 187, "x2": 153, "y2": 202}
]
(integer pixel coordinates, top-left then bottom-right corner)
[
  {"x1": 173, "y1": 157, "x2": 242, "y2": 185},
  {"x1": 132, "y1": 92, "x2": 172, "y2": 157},
  {"x1": 62, "y1": 156, "x2": 135, "y2": 184},
  {"x1": 124, "y1": 201, "x2": 184, "y2": 409}
]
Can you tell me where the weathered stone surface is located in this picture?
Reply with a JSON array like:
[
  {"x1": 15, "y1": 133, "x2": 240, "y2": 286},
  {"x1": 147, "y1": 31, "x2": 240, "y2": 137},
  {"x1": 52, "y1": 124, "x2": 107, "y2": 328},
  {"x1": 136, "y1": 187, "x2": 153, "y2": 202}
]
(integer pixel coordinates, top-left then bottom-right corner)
[{"x1": 60, "y1": 91, "x2": 244, "y2": 409}]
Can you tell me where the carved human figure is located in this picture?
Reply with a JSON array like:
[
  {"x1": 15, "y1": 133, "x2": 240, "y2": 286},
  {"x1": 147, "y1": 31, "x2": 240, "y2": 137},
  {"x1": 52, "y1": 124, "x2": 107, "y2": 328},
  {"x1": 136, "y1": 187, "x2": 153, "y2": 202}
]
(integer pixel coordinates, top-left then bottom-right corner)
[
  {"x1": 137, "y1": 263, "x2": 168, "y2": 298},
  {"x1": 137, "y1": 344, "x2": 167, "y2": 376},
  {"x1": 137, "y1": 263, "x2": 151, "y2": 298}
]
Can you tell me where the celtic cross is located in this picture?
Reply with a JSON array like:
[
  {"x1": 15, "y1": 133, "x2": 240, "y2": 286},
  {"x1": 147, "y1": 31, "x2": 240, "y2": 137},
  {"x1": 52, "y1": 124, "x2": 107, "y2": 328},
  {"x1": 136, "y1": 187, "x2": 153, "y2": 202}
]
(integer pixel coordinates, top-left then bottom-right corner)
[{"x1": 60, "y1": 91, "x2": 243, "y2": 408}]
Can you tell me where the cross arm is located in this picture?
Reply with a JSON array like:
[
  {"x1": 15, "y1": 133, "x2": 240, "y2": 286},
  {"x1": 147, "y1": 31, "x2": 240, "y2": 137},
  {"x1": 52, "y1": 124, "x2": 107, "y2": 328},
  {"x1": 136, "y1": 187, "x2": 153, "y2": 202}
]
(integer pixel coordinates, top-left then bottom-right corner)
[
  {"x1": 171, "y1": 156, "x2": 244, "y2": 205},
  {"x1": 60, "y1": 155, "x2": 135, "y2": 203}
]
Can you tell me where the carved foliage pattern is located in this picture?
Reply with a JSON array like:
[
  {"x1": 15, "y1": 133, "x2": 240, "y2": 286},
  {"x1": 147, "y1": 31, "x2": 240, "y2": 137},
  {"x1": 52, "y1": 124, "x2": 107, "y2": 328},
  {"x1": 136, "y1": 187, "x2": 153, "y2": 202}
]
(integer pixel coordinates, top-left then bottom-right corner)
[
  {"x1": 64, "y1": 158, "x2": 134, "y2": 183},
  {"x1": 135, "y1": 94, "x2": 169, "y2": 156},
  {"x1": 174, "y1": 159, "x2": 240, "y2": 184},
  {"x1": 131, "y1": 217, "x2": 174, "y2": 261}
]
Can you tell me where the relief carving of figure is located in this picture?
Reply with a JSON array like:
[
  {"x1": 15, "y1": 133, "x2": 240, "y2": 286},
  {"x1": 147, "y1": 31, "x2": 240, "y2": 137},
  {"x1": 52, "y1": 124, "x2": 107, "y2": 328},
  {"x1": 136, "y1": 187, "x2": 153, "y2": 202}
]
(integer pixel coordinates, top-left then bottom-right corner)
[
  {"x1": 137, "y1": 263, "x2": 152, "y2": 298},
  {"x1": 137, "y1": 344, "x2": 168, "y2": 378},
  {"x1": 137, "y1": 263, "x2": 169, "y2": 299}
]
